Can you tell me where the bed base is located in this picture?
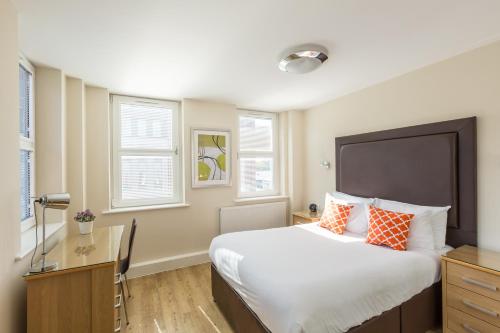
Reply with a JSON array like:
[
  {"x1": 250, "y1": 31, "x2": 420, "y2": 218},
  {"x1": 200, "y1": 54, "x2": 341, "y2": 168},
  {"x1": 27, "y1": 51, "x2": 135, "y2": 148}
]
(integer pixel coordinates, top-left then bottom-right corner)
[
  {"x1": 212, "y1": 264, "x2": 270, "y2": 333},
  {"x1": 211, "y1": 264, "x2": 441, "y2": 333}
]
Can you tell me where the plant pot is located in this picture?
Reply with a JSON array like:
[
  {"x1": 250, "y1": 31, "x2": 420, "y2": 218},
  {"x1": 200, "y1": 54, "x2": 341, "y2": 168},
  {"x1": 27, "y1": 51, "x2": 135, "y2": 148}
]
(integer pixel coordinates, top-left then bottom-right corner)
[{"x1": 78, "y1": 221, "x2": 94, "y2": 235}]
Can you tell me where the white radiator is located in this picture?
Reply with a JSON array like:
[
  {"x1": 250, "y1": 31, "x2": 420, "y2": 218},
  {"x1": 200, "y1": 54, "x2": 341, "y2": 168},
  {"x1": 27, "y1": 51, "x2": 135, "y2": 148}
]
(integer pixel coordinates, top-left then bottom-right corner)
[{"x1": 219, "y1": 201, "x2": 287, "y2": 234}]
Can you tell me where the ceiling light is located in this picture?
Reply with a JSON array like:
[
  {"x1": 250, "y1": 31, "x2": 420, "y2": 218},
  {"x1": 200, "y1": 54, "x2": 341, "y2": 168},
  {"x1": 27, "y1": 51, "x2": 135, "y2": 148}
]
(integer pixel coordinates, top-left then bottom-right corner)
[{"x1": 279, "y1": 45, "x2": 329, "y2": 74}]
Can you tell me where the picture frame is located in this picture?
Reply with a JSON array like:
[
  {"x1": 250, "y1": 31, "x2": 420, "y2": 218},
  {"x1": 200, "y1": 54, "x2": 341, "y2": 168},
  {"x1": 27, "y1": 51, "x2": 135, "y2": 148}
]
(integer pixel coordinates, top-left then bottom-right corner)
[{"x1": 192, "y1": 128, "x2": 231, "y2": 188}]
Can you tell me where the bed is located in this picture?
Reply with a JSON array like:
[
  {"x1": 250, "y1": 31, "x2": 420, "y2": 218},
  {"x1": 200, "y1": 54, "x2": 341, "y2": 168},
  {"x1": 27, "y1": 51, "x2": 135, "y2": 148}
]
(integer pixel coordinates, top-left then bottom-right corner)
[{"x1": 210, "y1": 117, "x2": 477, "y2": 333}]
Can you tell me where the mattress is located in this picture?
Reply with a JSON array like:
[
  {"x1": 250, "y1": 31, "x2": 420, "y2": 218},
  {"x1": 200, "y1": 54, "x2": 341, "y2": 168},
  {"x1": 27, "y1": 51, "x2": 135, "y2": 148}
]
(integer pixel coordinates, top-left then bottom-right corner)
[{"x1": 209, "y1": 222, "x2": 450, "y2": 333}]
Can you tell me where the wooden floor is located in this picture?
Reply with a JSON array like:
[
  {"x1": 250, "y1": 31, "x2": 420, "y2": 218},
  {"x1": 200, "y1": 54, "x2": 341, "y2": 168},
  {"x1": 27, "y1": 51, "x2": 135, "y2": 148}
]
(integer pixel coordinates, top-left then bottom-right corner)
[{"x1": 125, "y1": 263, "x2": 233, "y2": 333}]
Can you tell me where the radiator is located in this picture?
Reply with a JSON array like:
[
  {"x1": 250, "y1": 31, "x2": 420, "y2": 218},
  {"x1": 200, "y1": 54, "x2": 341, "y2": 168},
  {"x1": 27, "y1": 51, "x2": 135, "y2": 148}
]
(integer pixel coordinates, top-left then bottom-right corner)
[{"x1": 219, "y1": 201, "x2": 287, "y2": 234}]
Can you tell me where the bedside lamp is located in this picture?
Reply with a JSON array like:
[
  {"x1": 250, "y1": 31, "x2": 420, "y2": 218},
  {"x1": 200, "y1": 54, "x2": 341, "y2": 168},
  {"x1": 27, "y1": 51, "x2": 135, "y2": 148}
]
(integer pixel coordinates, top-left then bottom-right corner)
[{"x1": 29, "y1": 193, "x2": 70, "y2": 273}]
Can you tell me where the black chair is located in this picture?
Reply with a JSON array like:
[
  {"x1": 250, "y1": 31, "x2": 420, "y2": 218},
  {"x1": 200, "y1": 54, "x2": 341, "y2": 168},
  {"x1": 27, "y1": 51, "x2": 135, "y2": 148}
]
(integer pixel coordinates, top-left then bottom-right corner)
[{"x1": 119, "y1": 218, "x2": 137, "y2": 325}]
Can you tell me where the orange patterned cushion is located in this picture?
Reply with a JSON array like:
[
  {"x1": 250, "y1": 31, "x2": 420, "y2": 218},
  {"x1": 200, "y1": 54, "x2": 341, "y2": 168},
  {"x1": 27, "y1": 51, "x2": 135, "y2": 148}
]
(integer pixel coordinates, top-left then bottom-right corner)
[
  {"x1": 319, "y1": 202, "x2": 354, "y2": 234},
  {"x1": 366, "y1": 205, "x2": 415, "y2": 251}
]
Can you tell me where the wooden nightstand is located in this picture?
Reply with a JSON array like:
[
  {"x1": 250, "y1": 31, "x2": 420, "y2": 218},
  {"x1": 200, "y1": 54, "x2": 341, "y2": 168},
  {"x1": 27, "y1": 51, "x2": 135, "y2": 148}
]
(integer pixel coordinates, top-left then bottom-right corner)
[
  {"x1": 442, "y1": 245, "x2": 500, "y2": 333},
  {"x1": 292, "y1": 211, "x2": 321, "y2": 225}
]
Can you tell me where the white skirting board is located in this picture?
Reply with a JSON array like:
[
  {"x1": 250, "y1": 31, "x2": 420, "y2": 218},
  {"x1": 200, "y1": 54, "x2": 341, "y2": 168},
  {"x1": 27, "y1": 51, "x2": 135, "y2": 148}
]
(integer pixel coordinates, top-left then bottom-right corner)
[
  {"x1": 219, "y1": 201, "x2": 287, "y2": 234},
  {"x1": 127, "y1": 250, "x2": 210, "y2": 279}
]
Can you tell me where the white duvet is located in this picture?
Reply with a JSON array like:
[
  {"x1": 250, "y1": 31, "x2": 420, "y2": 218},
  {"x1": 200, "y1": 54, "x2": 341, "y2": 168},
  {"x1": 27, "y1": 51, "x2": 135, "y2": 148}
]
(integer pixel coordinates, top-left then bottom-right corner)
[{"x1": 209, "y1": 222, "x2": 447, "y2": 333}]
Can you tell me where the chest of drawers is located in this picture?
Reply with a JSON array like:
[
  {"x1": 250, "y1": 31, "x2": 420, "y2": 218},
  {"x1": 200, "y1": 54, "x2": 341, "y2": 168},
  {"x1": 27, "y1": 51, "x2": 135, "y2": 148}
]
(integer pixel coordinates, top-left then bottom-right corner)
[{"x1": 442, "y1": 245, "x2": 500, "y2": 333}]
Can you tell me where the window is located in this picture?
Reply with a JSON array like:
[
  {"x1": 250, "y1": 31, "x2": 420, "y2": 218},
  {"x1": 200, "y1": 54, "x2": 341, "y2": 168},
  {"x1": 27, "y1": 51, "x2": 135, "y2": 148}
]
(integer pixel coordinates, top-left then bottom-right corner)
[
  {"x1": 237, "y1": 111, "x2": 279, "y2": 197},
  {"x1": 19, "y1": 56, "x2": 35, "y2": 232},
  {"x1": 111, "y1": 95, "x2": 182, "y2": 208}
]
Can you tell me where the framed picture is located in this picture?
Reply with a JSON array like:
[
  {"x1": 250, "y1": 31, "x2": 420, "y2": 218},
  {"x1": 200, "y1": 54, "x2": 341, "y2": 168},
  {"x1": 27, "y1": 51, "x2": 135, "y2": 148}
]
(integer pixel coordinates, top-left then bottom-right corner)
[{"x1": 192, "y1": 128, "x2": 231, "y2": 187}]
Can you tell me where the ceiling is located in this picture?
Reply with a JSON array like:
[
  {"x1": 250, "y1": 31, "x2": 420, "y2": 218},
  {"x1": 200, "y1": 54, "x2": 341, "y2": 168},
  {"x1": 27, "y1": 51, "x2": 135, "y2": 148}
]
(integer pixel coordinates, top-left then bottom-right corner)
[{"x1": 13, "y1": 0, "x2": 500, "y2": 111}]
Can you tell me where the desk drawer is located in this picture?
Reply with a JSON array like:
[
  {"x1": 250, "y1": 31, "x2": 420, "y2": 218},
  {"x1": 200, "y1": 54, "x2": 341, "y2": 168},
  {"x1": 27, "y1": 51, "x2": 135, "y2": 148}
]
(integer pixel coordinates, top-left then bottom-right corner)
[
  {"x1": 447, "y1": 306, "x2": 500, "y2": 333},
  {"x1": 448, "y1": 262, "x2": 500, "y2": 301},
  {"x1": 448, "y1": 284, "x2": 500, "y2": 327}
]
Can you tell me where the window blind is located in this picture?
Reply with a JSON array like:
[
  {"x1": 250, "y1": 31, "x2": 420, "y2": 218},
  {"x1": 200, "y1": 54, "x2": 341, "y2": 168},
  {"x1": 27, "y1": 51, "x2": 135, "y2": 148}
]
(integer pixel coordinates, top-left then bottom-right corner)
[
  {"x1": 20, "y1": 150, "x2": 32, "y2": 221},
  {"x1": 113, "y1": 96, "x2": 181, "y2": 207},
  {"x1": 121, "y1": 155, "x2": 174, "y2": 200},
  {"x1": 19, "y1": 62, "x2": 34, "y2": 226},
  {"x1": 19, "y1": 65, "x2": 31, "y2": 139},
  {"x1": 120, "y1": 103, "x2": 173, "y2": 150}
]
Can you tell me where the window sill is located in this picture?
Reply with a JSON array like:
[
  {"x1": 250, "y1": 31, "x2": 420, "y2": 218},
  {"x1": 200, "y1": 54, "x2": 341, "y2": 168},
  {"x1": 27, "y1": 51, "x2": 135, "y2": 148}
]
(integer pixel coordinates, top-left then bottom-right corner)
[
  {"x1": 233, "y1": 195, "x2": 289, "y2": 204},
  {"x1": 16, "y1": 221, "x2": 66, "y2": 261},
  {"x1": 102, "y1": 203, "x2": 190, "y2": 215}
]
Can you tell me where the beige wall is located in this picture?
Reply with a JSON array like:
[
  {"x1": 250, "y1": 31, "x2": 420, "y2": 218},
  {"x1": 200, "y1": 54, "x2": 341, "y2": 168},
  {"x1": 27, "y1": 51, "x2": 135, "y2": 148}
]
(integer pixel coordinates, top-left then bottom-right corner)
[
  {"x1": 0, "y1": 2, "x2": 24, "y2": 331},
  {"x1": 83, "y1": 93, "x2": 290, "y2": 274},
  {"x1": 86, "y1": 93, "x2": 235, "y2": 263},
  {"x1": 35, "y1": 67, "x2": 67, "y2": 224},
  {"x1": 0, "y1": 2, "x2": 59, "y2": 332},
  {"x1": 66, "y1": 77, "x2": 86, "y2": 234},
  {"x1": 287, "y1": 110, "x2": 306, "y2": 212},
  {"x1": 85, "y1": 86, "x2": 111, "y2": 224},
  {"x1": 0, "y1": 3, "x2": 67, "y2": 332},
  {"x1": 303, "y1": 41, "x2": 500, "y2": 251}
]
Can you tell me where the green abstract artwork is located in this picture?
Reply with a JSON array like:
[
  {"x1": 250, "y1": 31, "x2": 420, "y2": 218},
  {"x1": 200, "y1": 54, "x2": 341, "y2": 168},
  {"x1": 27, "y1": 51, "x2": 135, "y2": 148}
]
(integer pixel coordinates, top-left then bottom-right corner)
[{"x1": 192, "y1": 129, "x2": 230, "y2": 187}]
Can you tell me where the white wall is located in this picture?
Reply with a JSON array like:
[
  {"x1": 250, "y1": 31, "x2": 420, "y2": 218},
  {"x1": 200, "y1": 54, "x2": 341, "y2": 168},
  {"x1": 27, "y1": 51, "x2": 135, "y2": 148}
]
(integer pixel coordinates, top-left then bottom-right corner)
[{"x1": 303, "y1": 41, "x2": 500, "y2": 251}]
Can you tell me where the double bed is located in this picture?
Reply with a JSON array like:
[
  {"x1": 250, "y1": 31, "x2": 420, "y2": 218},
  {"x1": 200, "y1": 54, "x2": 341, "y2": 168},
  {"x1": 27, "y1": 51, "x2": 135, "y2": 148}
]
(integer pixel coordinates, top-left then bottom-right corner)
[{"x1": 210, "y1": 117, "x2": 477, "y2": 333}]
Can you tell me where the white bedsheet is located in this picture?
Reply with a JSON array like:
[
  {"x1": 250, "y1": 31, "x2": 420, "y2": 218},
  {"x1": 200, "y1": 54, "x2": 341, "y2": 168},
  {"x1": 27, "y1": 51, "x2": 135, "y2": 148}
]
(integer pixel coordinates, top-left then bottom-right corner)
[{"x1": 209, "y1": 222, "x2": 449, "y2": 333}]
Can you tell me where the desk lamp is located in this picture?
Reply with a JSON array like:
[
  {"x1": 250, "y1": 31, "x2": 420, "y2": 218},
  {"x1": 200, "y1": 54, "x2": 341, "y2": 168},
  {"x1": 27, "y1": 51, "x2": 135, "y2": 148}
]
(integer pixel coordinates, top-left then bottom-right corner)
[{"x1": 29, "y1": 193, "x2": 70, "y2": 273}]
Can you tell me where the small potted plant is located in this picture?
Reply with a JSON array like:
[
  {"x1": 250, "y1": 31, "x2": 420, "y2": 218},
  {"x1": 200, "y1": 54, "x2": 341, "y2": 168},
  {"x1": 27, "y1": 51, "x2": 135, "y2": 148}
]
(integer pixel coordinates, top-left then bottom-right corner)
[{"x1": 74, "y1": 209, "x2": 96, "y2": 235}]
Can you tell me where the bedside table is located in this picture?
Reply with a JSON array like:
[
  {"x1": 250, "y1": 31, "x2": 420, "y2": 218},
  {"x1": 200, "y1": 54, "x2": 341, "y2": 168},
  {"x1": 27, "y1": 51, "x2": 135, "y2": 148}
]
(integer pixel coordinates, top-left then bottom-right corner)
[
  {"x1": 442, "y1": 245, "x2": 500, "y2": 333},
  {"x1": 292, "y1": 211, "x2": 321, "y2": 225}
]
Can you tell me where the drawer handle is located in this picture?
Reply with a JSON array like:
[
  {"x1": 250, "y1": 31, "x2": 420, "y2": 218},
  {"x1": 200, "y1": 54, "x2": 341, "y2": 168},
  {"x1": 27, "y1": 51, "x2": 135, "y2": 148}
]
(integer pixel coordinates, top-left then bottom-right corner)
[
  {"x1": 115, "y1": 294, "x2": 122, "y2": 309},
  {"x1": 114, "y1": 318, "x2": 121, "y2": 332},
  {"x1": 115, "y1": 273, "x2": 121, "y2": 285},
  {"x1": 462, "y1": 276, "x2": 498, "y2": 291},
  {"x1": 462, "y1": 323, "x2": 481, "y2": 333},
  {"x1": 462, "y1": 299, "x2": 499, "y2": 318}
]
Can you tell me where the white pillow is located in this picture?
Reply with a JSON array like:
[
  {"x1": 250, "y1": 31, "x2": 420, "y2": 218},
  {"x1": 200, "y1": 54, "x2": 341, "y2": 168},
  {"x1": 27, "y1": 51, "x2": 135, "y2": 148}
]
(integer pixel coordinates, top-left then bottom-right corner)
[
  {"x1": 374, "y1": 198, "x2": 451, "y2": 250},
  {"x1": 430, "y1": 210, "x2": 450, "y2": 250},
  {"x1": 324, "y1": 192, "x2": 374, "y2": 234}
]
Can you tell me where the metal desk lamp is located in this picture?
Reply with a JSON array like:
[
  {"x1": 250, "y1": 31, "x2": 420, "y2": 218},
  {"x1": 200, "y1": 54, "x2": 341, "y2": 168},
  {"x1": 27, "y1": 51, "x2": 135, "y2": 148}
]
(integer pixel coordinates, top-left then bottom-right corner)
[{"x1": 29, "y1": 193, "x2": 70, "y2": 273}]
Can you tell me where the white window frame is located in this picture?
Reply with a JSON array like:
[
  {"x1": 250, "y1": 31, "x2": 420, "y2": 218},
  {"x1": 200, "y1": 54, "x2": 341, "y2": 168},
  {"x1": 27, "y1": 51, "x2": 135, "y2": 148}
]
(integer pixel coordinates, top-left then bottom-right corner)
[
  {"x1": 237, "y1": 110, "x2": 280, "y2": 198},
  {"x1": 111, "y1": 95, "x2": 182, "y2": 208},
  {"x1": 19, "y1": 55, "x2": 36, "y2": 232}
]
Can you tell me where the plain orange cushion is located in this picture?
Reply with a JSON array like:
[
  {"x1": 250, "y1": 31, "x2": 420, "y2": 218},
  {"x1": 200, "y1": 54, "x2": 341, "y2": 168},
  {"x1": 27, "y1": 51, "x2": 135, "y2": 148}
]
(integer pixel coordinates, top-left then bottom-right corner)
[
  {"x1": 319, "y1": 202, "x2": 354, "y2": 234},
  {"x1": 366, "y1": 205, "x2": 415, "y2": 251}
]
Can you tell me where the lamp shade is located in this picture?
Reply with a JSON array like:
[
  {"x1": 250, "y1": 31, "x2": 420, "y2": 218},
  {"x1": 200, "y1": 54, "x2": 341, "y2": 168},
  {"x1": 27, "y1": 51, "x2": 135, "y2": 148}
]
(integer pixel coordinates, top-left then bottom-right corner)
[{"x1": 38, "y1": 193, "x2": 70, "y2": 210}]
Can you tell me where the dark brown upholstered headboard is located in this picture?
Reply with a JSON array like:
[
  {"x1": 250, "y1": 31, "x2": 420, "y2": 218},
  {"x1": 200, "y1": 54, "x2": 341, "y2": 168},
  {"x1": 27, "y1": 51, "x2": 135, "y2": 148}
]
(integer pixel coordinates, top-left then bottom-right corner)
[{"x1": 335, "y1": 117, "x2": 477, "y2": 248}]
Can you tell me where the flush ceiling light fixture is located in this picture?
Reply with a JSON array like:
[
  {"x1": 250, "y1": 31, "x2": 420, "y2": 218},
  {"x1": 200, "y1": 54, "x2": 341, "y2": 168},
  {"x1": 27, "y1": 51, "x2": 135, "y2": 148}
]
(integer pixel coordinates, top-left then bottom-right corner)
[{"x1": 278, "y1": 44, "x2": 329, "y2": 74}]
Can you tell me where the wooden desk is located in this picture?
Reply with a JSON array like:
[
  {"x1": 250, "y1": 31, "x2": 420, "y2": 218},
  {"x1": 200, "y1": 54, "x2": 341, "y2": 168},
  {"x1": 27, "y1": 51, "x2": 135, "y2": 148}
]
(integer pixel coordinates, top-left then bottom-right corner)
[{"x1": 24, "y1": 225, "x2": 124, "y2": 333}]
